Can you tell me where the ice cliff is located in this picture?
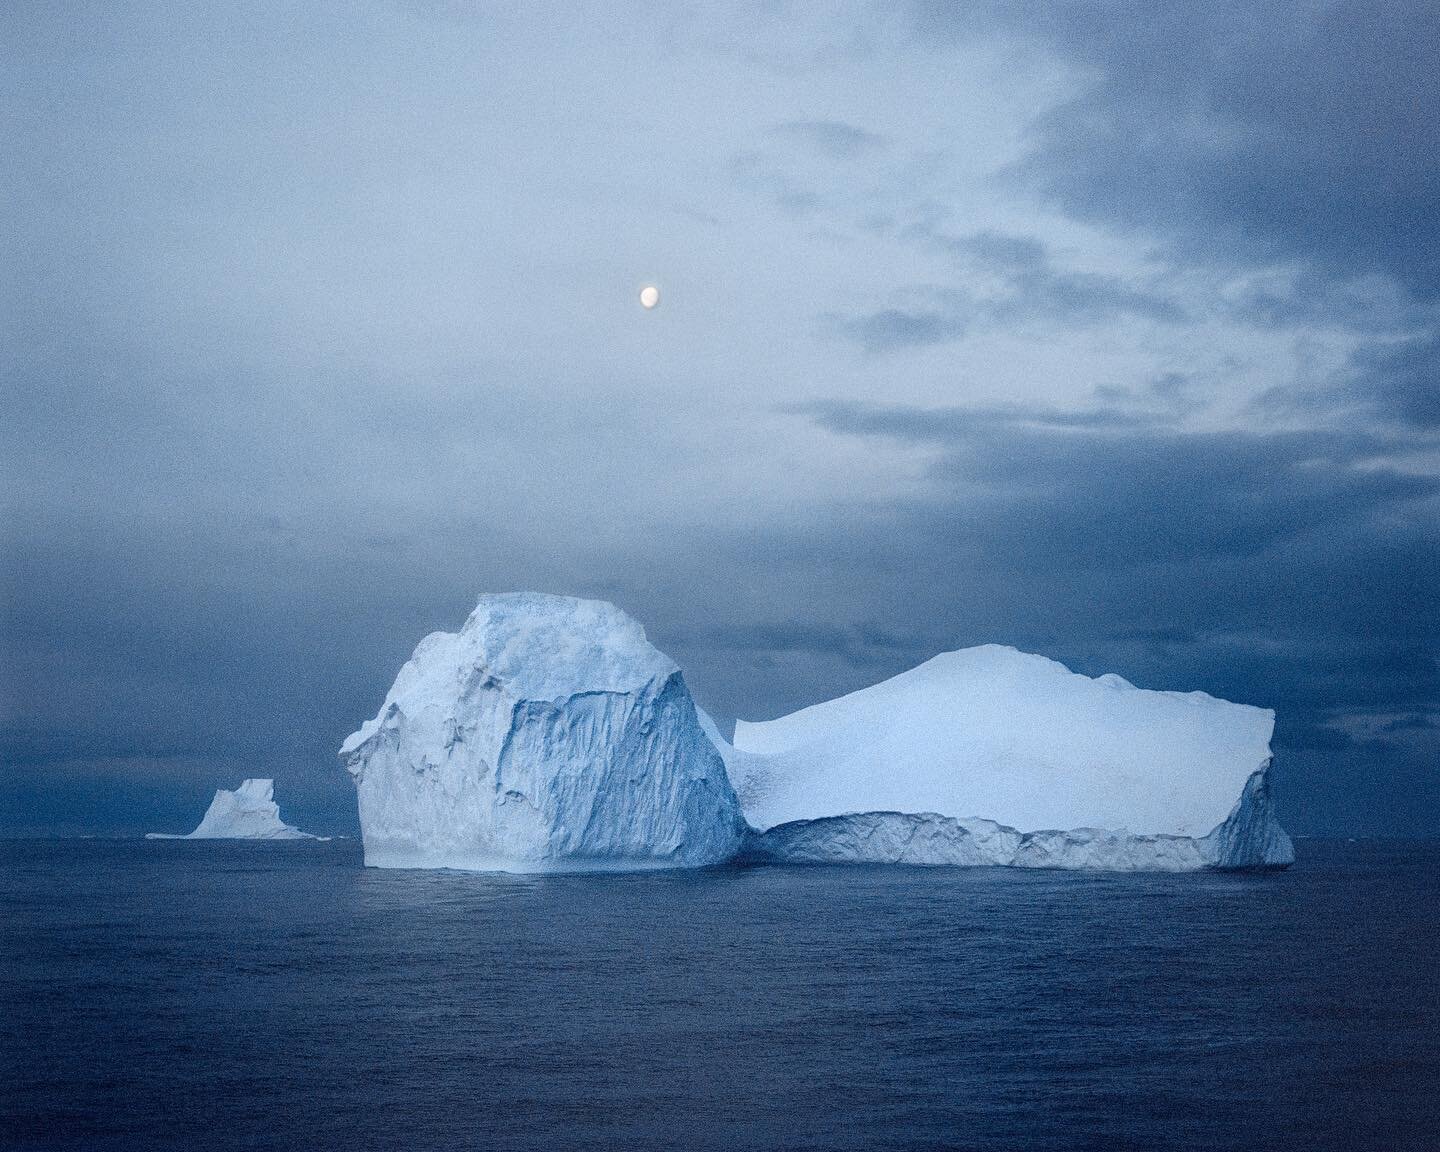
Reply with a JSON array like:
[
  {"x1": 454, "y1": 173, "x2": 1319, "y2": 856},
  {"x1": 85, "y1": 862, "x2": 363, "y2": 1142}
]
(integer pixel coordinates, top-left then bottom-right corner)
[
  {"x1": 709, "y1": 645, "x2": 1293, "y2": 871},
  {"x1": 146, "y1": 778, "x2": 316, "y2": 840},
  {"x1": 340, "y1": 593, "x2": 747, "y2": 872}
]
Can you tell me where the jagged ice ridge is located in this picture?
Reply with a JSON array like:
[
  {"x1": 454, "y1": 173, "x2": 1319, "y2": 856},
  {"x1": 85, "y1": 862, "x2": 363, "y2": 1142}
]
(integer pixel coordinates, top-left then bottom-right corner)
[
  {"x1": 340, "y1": 594, "x2": 747, "y2": 871},
  {"x1": 146, "y1": 778, "x2": 316, "y2": 840}
]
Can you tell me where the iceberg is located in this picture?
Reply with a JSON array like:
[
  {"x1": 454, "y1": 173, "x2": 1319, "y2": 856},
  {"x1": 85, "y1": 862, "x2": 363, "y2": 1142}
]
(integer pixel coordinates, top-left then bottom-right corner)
[
  {"x1": 145, "y1": 778, "x2": 317, "y2": 840},
  {"x1": 342, "y1": 593, "x2": 1290, "y2": 874},
  {"x1": 341, "y1": 593, "x2": 746, "y2": 872},
  {"x1": 710, "y1": 645, "x2": 1293, "y2": 871}
]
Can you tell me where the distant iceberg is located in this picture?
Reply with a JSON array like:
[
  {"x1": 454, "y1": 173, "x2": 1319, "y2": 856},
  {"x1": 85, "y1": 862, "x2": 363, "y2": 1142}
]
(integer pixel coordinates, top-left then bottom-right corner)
[
  {"x1": 146, "y1": 778, "x2": 318, "y2": 840},
  {"x1": 340, "y1": 593, "x2": 746, "y2": 872},
  {"x1": 705, "y1": 644, "x2": 1293, "y2": 871}
]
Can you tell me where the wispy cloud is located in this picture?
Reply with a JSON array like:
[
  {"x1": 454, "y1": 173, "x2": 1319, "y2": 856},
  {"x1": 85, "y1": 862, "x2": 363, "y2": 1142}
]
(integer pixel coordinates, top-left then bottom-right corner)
[
  {"x1": 782, "y1": 398, "x2": 1151, "y2": 436},
  {"x1": 769, "y1": 119, "x2": 887, "y2": 157},
  {"x1": 830, "y1": 303, "x2": 968, "y2": 352}
]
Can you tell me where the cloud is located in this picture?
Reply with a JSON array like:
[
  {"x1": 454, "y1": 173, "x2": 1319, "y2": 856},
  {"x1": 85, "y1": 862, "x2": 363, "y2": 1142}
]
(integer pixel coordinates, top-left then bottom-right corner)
[
  {"x1": 691, "y1": 618, "x2": 918, "y2": 668},
  {"x1": 831, "y1": 303, "x2": 968, "y2": 351},
  {"x1": 1349, "y1": 334, "x2": 1440, "y2": 429},
  {"x1": 729, "y1": 150, "x2": 824, "y2": 216},
  {"x1": 770, "y1": 119, "x2": 887, "y2": 157},
  {"x1": 830, "y1": 228, "x2": 1185, "y2": 350},
  {"x1": 783, "y1": 398, "x2": 1149, "y2": 435},
  {"x1": 795, "y1": 400, "x2": 1439, "y2": 565},
  {"x1": 924, "y1": 229, "x2": 1186, "y2": 325},
  {"x1": 906, "y1": 1, "x2": 1440, "y2": 298},
  {"x1": 1252, "y1": 331, "x2": 1440, "y2": 431}
]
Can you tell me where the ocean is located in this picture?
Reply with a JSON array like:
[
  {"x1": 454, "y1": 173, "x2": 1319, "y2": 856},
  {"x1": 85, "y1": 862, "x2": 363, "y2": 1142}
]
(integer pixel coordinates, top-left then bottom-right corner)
[{"x1": 2, "y1": 838, "x2": 1438, "y2": 1151}]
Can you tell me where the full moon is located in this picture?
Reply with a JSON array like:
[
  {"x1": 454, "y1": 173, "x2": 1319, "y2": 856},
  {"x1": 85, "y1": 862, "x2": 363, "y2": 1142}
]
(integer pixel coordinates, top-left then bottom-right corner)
[{"x1": 639, "y1": 284, "x2": 660, "y2": 309}]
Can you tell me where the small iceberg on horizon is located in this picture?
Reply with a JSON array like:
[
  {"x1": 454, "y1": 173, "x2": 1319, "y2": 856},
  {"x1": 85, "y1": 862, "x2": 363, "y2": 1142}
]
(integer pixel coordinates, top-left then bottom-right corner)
[{"x1": 146, "y1": 778, "x2": 321, "y2": 840}]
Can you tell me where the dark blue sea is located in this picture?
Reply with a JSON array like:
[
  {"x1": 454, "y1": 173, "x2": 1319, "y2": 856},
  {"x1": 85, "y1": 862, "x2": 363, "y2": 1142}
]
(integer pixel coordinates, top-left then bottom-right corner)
[{"x1": 3, "y1": 839, "x2": 1438, "y2": 1152}]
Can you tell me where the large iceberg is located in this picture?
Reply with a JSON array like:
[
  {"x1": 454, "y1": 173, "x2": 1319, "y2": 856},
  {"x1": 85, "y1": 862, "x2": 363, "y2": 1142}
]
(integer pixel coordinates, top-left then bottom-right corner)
[
  {"x1": 341, "y1": 593, "x2": 747, "y2": 872},
  {"x1": 708, "y1": 645, "x2": 1293, "y2": 871},
  {"x1": 146, "y1": 778, "x2": 317, "y2": 840},
  {"x1": 342, "y1": 593, "x2": 1291, "y2": 874}
]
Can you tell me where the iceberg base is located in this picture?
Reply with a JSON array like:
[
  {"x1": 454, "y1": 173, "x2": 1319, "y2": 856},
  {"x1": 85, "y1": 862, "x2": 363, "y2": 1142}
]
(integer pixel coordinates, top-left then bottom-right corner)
[{"x1": 740, "y1": 766, "x2": 1294, "y2": 872}]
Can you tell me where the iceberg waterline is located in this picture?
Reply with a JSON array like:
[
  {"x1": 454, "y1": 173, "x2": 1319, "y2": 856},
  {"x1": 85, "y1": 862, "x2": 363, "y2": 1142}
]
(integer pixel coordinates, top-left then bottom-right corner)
[
  {"x1": 342, "y1": 594, "x2": 1293, "y2": 873},
  {"x1": 146, "y1": 778, "x2": 317, "y2": 840},
  {"x1": 738, "y1": 769, "x2": 1290, "y2": 871}
]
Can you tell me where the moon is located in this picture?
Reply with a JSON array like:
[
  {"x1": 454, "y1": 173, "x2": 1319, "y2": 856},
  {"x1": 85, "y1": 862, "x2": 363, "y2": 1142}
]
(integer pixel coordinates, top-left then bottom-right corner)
[{"x1": 639, "y1": 284, "x2": 660, "y2": 309}]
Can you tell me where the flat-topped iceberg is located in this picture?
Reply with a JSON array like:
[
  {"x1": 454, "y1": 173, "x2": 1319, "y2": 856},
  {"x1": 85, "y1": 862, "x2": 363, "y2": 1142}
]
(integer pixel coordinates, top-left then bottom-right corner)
[
  {"x1": 341, "y1": 593, "x2": 746, "y2": 872},
  {"x1": 146, "y1": 778, "x2": 317, "y2": 840},
  {"x1": 709, "y1": 645, "x2": 1293, "y2": 871}
]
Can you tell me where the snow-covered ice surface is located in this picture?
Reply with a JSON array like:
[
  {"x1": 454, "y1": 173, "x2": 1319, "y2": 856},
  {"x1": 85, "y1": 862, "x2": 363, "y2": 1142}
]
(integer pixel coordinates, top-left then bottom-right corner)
[
  {"x1": 341, "y1": 594, "x2": 746, "y2": 872},
  {"x1": 145, "y1": 778, "x2": 317, "y2": 840},
  {"x1": 713, "y1": 645, "x2": 1293, "y2": 871}
]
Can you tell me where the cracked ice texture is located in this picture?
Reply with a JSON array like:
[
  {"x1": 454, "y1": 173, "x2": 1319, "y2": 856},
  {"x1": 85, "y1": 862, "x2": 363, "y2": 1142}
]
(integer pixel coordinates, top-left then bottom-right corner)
[
  {"x1": 712, "y1": 645, "x2": 1293, "y2": 871},
  {"x1": 341, "y1": 594, "x2": 746, "y2": 872}
]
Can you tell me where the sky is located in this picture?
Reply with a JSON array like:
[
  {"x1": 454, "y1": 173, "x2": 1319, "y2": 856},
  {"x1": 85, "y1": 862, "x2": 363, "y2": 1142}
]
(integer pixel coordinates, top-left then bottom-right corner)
[{"x1": 2, "y1": 1, "x2": 1436, "y2": 837}]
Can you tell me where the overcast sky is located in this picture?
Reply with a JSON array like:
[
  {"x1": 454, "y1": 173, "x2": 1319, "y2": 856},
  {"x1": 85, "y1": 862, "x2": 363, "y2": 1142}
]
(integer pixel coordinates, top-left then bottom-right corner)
[{"x1": 3, "y1": 1, "x2": 1437, "y2": 836}]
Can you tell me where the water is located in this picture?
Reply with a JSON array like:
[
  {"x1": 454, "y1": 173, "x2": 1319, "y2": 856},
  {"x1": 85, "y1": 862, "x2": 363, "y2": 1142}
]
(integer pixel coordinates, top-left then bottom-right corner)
[{"x1": 3, "y1": 840, "x2": 1438, "y2": 1151}]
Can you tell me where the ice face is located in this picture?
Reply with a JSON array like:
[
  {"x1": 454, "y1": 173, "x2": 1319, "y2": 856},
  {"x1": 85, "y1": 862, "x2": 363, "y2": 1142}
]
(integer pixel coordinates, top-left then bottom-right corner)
[
  {"x1": 341, "y1": 593, "x2": 746, "y2": 872},
  {"x1": 714, "y1": 645, "x2": 1293, "y2": 871},
  {"x1": 738, "y1": 770, "x2": 1292, "y2": 871},
  {"x1": 146, "y1": 778, "x2": 315, "y2": 840}
]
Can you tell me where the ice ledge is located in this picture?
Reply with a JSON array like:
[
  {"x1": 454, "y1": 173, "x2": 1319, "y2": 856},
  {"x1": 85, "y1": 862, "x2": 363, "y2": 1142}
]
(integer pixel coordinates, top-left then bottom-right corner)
[{"x1": 738, "y1": 766, "x2": 1294, "y2": 872}]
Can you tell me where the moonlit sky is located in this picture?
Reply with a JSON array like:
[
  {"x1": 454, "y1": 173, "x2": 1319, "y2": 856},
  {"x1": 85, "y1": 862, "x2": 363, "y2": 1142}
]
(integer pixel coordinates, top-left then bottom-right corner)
[{"x1": 3, "y1": 2, "x2": 1437, "y2": 836}]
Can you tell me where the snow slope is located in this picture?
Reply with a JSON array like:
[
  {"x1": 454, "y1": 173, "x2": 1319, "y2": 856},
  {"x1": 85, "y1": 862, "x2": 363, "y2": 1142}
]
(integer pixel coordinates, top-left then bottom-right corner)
[
  {"x1": 715, "y1": 645, "x2": 1292, "y2": 870},
  {"x1": 146, "y1": 778, "x2": 316, "y2": 840},
  {"x1": 341, "y1": 594, "x2": 746, "y2": 872}
]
